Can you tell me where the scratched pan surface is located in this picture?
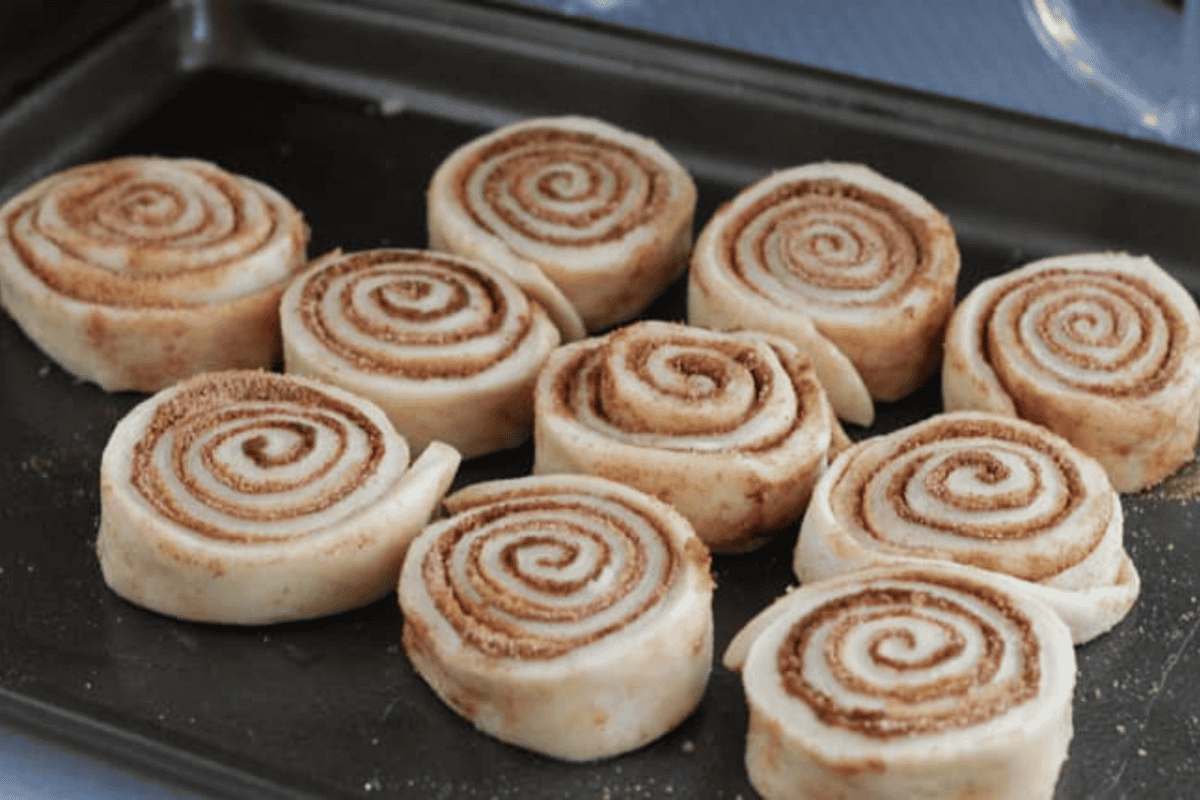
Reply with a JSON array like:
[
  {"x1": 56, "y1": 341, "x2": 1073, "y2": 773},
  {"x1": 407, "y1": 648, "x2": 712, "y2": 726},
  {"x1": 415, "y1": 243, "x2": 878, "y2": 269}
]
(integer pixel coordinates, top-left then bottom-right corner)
[{"x1": 0, "y1": 1, "x2": 1198, "y2": 797}]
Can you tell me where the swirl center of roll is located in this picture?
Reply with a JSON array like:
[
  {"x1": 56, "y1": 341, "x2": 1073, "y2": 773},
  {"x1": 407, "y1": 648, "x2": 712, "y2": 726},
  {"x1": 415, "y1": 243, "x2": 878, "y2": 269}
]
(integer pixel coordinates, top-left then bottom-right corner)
[
  {"x1": 863, "y1": 617, "x2": 965, "y2": 672},
  {"x1": 108, "y1": 183, "x2": 186, "y2": 229},
  {"x1": 238, "y1": 421, "x2": 319, "y2": 469},
  {"x1": 533, "y1": 163, "x2": 597, "y2": 204},
  {"x1": 490, "y1": 526, "x2": 610, "y2": 608},
  {"x1": 918, "y1": 449, "x2": 1041, "y2": 512},
  {"x1": 784, "y1": 219, "x2": 875, "y2": 272},
  {"x1": 374, "y1": 277, "x2": 438, "y2": 310}
]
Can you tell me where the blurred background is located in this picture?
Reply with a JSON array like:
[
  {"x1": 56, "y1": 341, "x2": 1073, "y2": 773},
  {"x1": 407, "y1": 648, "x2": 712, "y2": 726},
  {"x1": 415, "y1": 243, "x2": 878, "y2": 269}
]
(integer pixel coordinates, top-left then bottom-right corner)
[
  {"x1": 510, "y1": 0, "x2": 1200, "y2": 150},
  {"x1": 2, "y1": 1, "x2": 1199, "y2": 152},
  {"x1": 0, "y1": 0, "x2": 1195, "y2": 797}
]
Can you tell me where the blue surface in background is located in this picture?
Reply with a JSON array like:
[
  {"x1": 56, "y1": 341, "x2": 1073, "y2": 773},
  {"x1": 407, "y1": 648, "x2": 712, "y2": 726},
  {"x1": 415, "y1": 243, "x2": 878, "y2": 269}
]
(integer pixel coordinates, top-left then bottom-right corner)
[
  {"x1": 2, "y1": 1, "x2": 1195, "y2": 797},
  {"x1": 0, "y1": 729, "x2": 199, "y2": 800},
  {"x1": 519, "y1": 0, "x2": 1200, "y2": 149}
]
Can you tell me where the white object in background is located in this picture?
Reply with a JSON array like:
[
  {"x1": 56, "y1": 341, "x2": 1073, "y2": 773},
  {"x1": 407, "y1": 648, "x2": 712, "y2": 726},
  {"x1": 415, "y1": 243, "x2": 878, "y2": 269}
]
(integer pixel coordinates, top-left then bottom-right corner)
[{"x1": 1024, "y1": 0, "x2": 1200, "y2": 146}]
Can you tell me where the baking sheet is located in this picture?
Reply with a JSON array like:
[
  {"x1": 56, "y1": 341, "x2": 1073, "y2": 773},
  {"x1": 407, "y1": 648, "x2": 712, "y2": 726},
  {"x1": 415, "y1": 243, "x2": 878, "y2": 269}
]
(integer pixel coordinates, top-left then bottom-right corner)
[{"x1": 0, "y1": 0, "x2": 1198, "y2": 797}]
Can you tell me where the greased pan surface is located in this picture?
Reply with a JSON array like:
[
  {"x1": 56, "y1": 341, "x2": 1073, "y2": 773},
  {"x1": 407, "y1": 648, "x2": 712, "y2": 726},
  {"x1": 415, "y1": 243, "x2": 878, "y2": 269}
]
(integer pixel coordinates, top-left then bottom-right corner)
[{"x1": 0, "y1": 1, "x2": 1198, "y2": 797}]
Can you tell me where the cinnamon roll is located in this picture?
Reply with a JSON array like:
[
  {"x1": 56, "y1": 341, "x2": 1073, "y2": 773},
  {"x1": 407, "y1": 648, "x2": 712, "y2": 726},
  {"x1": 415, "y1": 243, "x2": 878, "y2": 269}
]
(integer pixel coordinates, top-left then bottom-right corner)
[
  {"x1": 427, "y1": 116, "x2": 696, "y2": 336},
  {"x1": 688, "y1": 162, "x2": 961, "y2": 426},
  {"x1": 398, "y1": 474, "x2": 714, "y2": 762},
  {"x1": 280, "y1": 249, "x2": 560, "y2": 458},
  {"x1": 533, "y1": 320, "x2": 845, "y2": 553},
  {"x1": 96, "y1": 370, "x2": 460, "y2": 625},
  {"x1": 794, "y1": 411, "x2": 1138, "y2": 643},
  {"x1": 0, "y1": 156, "x2": 309, "y2": 392},
  {"x1": 943, "y1": 252, "x2": 1200, "y2": 492},
  {"x1": 727, "y1": 563, "x2": 1076, "y2": 800}
]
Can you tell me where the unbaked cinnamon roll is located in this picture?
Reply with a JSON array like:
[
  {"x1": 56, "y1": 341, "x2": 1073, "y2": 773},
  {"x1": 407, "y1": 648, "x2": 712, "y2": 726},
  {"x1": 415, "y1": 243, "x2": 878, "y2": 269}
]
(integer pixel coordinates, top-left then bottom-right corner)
[
  {"x1": 0, "y1": 156, "x2": 309, "y2": 392},
  {"x1": 689, "y1": 162, "x2": 961, "y2": 426},
  {"x1": 794, "y1": 411, "x2": 1138, "y2": 643},
  {"x1": 280, "y1": 249, "x2": 560, "y2": 459},
  {"x1": 96, "y1": 370, "x2": 460, "y2": 625},
  {"x1": 533, "y1": 320, "x2": 845, "y2": 553},
  {"x1": 943, "y1": 252, "x2": 1200, "y2": 492},
  {"x1": 398, "y1": 474, "x2": 713, "y2": 762},
  {"x1": 726, "y1": 563, "x2": 1076, "y2": 800},
  {"x1": 427, "y1": 116, "x2": 696, "y2": 337}
]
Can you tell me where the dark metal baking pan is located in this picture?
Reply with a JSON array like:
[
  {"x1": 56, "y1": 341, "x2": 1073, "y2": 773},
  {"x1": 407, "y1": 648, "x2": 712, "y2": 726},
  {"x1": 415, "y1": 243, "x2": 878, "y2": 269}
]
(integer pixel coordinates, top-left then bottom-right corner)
[
  {"x1": 1, "y1": 0, "x2": 1198, "y2": 797},
  {"x1": 0, "y1": 0, "x2": 159, "y2": 110}
]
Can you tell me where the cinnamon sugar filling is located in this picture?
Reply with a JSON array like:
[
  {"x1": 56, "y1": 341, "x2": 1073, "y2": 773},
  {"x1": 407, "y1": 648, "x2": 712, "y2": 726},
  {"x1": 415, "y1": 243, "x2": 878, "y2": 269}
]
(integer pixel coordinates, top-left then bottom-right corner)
[
  {"x1": 978, "y1": 269, "x2": 1185, "y2": 398},
  {"x1": 130, "y1": 372, "x2": 386, "y2": 542},
  {"x1": 777, "y1": 574, "x2": 1039, "y2": 739},
  {"x1": 720, "y1": 179, "x2": 932, "y2": 308},
  {"x1": 295, "y1": 250, "x2": 534, "y2": 379},
  {"x1": 422, "y1": 494, "x2": 679, "y2": 660},
  {"x1": 453, "y1": 127, "x2": 670, "y2": 248}
]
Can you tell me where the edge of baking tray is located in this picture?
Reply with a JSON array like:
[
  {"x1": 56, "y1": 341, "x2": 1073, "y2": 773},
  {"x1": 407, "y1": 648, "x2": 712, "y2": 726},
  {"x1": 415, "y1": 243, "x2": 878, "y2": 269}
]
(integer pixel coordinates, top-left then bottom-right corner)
[
  {"x1": 0, "y1": 0, "x2": 162, "y2": 112},
  {"x1": 2, "y1": 0, "x2": 1200, "y2": 796},
  {"x1": 0, "y1": 686, "x2": 333, "y2": 800},
  {"x1": 6, "y1": 0, "x2": 1200, "y2": 204},
  {"x1": 220, "y1": 0, "x2": 1200, "y2": 188}
]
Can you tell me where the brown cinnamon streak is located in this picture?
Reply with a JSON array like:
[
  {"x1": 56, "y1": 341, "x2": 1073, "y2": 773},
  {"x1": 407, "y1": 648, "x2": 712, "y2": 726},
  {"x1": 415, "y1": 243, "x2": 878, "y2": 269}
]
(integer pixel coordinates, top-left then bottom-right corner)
[
  {"x1": 721, "y1": 179, "x2": 929, "y2": 307},
  {"x1": 980, "y1": 269, "x2": 1184, "y2": 398},
  {"x1": 453, "y1": 127, "x2": 669, "y2": 248},
  {"x1": 422, "y1": 495, "x2": 678, "y2": 660},
  {"x1": 777, "y1": 573, "x2": 1039, "y2": 739},
  {"x1": 130, "y1": 372, "x2": 386, "y2": 542},
  {"x1": 296, "y1": 250, "x2": 532, "y2": 379},
  {"x1": 7, "y1": 160, "x2": 278, "y2": 308}
]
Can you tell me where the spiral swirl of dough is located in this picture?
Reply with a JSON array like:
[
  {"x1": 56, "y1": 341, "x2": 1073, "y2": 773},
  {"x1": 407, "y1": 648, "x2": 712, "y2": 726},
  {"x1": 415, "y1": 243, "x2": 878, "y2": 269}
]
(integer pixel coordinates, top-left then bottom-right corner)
[
  {"x1": 428, "y1": 116, "x2": 696, "y2": 334},
  {"x1": 399, "y1": 474, "x2": 713, "y2": 761},
  {"x1": 723, "y1": 180, "x2": 925, "y2": 311},
  {"x1": 689, "y1": 163, "x2": 960, "y2": 424},
  {"x1": 457, "y1": 127, "x2": 668, "y2": 251},
  {"x1": 982, "y1": 268, "x2": 1186, "y2": 398},
  {"x1": 124, "y1": 371, "x2": 407, "y2": 542},
  {"x1": 97, "y1": 370, "x2": 460, "y2": 624},
  {"x1": 776, "y1": 573, "x2": 1041, "y2": 738},
  {"x1": 286, "y1": 250, "x2": 538, "y2": 377},
  {"x1": 534, "y1": 321, "x2": 840, "y2": 552},
  {"x1": 943, "y1": 252, "x2": 1200, "y2": 492},
  {"x1": 3, "y1": 156, "x2": 304, "y2": 306},
  {"x1": 422, "y1": 478, "x2": 707, "y2": 659},
  {"x1": 546, "y1": 321, "x2": 820, "y2": 451},
  {"x1": 795, "y1": 411, "x2": 1138, "y2": 643},
  {"x1": 734, "y1": 564, "x2": 1076, "y2": 800},
  {"x1": 281, "y1": 249, "x2": 559, "y2": 457},
  {"x1": 0, "y1": 156, "x2": 308, "y2": 391}
]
